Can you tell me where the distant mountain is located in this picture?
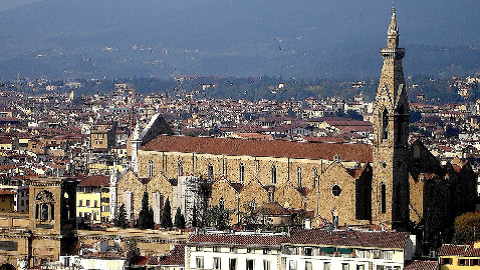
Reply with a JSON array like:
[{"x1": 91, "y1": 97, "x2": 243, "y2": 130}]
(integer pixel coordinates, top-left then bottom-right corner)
[{"x1": 1, "y1": 0, "x2": 480, "y2": 80}]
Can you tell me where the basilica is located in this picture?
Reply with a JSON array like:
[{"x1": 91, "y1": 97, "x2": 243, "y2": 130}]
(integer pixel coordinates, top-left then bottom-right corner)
[{"x1": 111, "y1": 7, "x2": 476, "y2": 238}]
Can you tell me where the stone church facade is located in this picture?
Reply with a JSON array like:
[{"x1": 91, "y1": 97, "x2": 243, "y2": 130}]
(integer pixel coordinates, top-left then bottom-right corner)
[{"x1": 112, "y1": 8, "x2": 477, "y2": 237}]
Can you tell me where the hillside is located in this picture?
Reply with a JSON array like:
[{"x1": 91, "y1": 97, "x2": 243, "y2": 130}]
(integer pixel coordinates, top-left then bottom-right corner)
[{"x1": 0, "y1": 0, "x2": 480, "y2": 80}]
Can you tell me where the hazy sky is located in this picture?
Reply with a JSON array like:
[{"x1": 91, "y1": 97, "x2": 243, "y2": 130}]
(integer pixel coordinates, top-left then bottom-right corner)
[{"x1": 0, "y1": 0, "x2": 42, "y2": 12}]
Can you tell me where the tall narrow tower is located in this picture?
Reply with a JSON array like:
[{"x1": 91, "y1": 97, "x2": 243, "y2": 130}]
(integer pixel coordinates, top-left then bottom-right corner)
[{"x1": 372, "y1": 7, "x2": 410, "y2": 230}]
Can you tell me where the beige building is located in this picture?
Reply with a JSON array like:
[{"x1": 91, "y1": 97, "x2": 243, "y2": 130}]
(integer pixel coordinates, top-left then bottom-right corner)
[
  {"x1": 111, "y1": 9, "x2": 477, "y2": 258},
  {"x1": 0, "y1": 177, "x2": 77, "y2": 270}
]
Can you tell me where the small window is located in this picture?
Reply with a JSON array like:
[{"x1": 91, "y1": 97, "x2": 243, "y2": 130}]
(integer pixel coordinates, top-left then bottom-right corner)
[
  {"x1": 86, "y1": 200, "x2": 90, "y2": 207},
  {"x1": 458, "y1": 259, "x2": 467, "y2": 266},
  {"x1": 264, "y1": 260, "x2": 271, "y2": 270},
  {"x1": 246, "y1": 259, "x2": 254, "y2": 270},
  {"x1": 247, "y1": 247, "x2": 252, "y2": 253},
  {"x1": 263, "y1": 248, "x2": 269, "y2": 254},
  {"x1": 289, "y1": 260, "x2": 297, "y2": 270},
  {"x1": 304, "y1": 247, "x2": 312, "y2": 256},
  {"x1": 196, "y1": 257, "x2": 204, "y2": 269},
  {"x1": 324, "y1": 262, "x2": 331, "y2": 270},
  {"x1": 78, "y1": 200, "x2": 83, "y2": 207},
  {"x1": 230, "y1": 247, "x2": 238, "y2": 253},
  {"x1": 471, "y1": 259, "x2": 479, "y2": 266},
  {"x1": 305, "y1": 262, "x2": 313, "y2": 270},
  {"x1": 342, "y1": 263, "x2": 350, "y2": 270},
  {"x1": 229, "y1": 258, "x2": 237, "y2": 270},
  {"x1": 213, "y1": 246, "x2": 219, "y2": 252},
  {"x1": 195, "y1": 246, "x2": 203, "y2": 251},
  {"x1": 213, "y1": 257, "x2": 221, "y2": 269}
]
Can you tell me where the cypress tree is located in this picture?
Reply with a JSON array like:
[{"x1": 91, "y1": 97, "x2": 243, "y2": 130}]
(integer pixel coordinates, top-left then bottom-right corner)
[
  {"x1": 174, "y1": 207, "x2": 186, "y2": 229},
  {"x1": 191, "y1": 204, "x2": 198, "y2": 228},
  {"x1": 161, "y1": 197, "x2": 173, "y2": 228},
  {"x1": 114, "y1": 203, "x2": 128, "y2": 228},
  {"x1": 138, "y1": 191, "x2": 154, "y2": 229}
]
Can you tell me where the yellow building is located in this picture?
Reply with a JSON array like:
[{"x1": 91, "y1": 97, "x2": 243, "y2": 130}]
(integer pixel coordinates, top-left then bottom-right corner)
[
  {"x1": 0, "y1": 189, "x2": 15, "y2": 212},
  {"x1": 439, "y1": 243, "x2": 480, "y2": 269},
  {"x1": 77, "y1": 175, "x2": 110, "y2": 224}
]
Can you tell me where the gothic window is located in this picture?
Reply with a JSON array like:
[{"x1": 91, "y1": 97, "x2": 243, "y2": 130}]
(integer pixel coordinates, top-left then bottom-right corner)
[
  {"x1": 178, "y1": 161, "x2": 183, "y2": 176},
  {"x1": 297, "y1": 167, "x2": 302, "y2": 187},
  {"x1": 268, "y1": 188, "x2": 274, "y2": 202},
  {"x1": 239, "y1": 163, "x2": 245, "y2": 183},
  {"x1": 148, "y1": 160, "x2": 154, "y2": 178},
  {"x1": 208, "y1": 164, "x2": 214, "y2": 179},
  {"x1": 396, "y1": 105, "x2": 406, "y2": 144},
  {"x1": 380, "y1": 183, "x2": 386, "y2": 214},
  {"x1": 271, "y1": 165, "x2": 277, "y2": 184},
  {"x1": 382, "y1": 109, "x2": 389, "y2": 140}
]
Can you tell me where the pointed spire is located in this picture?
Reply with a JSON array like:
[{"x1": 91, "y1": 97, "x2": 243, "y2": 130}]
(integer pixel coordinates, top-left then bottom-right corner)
[{"x1": 388, "y1": 6, "x2": 399, "y2": 36}]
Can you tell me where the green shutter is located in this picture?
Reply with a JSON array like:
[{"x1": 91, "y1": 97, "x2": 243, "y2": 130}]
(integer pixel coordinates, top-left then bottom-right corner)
[
  {"x1": 321, "y1": 247, "x2": 336, "y2": 253},
  {"x1": 338, "y1": 248, "x2": 352, "y2": 254}
]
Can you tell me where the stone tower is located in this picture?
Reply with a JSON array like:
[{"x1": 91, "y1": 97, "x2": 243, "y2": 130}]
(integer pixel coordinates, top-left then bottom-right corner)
[{"x1": 372, "y1": 7, "x2": 410, "y2": 230}]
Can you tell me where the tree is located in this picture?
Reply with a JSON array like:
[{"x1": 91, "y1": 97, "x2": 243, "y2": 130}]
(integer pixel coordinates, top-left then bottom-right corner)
[
  {"x1": 174, "y1": 207, "x2": 186, "y2": 229},
  {"x1": 445, "y1": 125, "x2": 460, "y2": 138},
  {"x1": 205, "y1": 199, "x2": 232, "y2": 230},
  {"x1": 137, "y1": 191, "x2": 154, "y2": 229},
  {"x1": 191, "y1": 204, "x2": 199, "y2": 228},
  {"x1": 240, "y1": 201, "x2": 263, "y2": 229},
  {"x1": 453, "y1": 212, "x2": 480, "y2": 244},
  {"x1": 114, "y1": 203, "x2": 128, "y2": 228},
  {"x1": 346, "y1": 110, "x2": 363, "y2": 121},
  {"x1": 161, "y1": 197, "x2": 173, "y2": 228}
]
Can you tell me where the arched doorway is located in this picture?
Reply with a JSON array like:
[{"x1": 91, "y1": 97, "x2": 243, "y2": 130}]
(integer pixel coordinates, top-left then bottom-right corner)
[{"x1": 0, "y1": 263, "x2": 15, "y2": 270}]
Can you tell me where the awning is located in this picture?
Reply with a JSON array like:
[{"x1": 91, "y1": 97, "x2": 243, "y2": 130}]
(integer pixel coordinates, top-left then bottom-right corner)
[
  {"x1": 338, "y1": 248, "x2": 353, "y2": 254},
  {"x1": 321, "y1": 247, "x2": 335, "y2": 253}
]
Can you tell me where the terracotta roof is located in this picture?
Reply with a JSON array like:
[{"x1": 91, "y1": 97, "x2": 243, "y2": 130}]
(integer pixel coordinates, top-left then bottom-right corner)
[
  {"x1": 78, "y1": 175, "x2": 110, "y2": 187},
  {"x1": 439, "y1": 244, "x2": 480, "y2": 257},
  {"x1": 188, "y1": 234, "x2": 285, "y2": 248},
  {"x1": 0, "y1": 189, "x2": 16, "y2": 195},
  {"x1": 285, "y1": 229, "x2": 410, "y2": 249},
  {"x1": 142, "y1": 136, "x2": 372, "y2": 162},
  {"x1": 159, "y1": 245, "x2": 185, "y2": 266},
  {"x1": 404, "y1": 260, "x2": 438, "y2": 270},
  {"x1": 257, "y1": 202, "x2": 291, "y2": 215}
]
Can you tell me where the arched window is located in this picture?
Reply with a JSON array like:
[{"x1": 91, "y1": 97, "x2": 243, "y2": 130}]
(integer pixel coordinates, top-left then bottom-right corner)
[
  {"x1": 208, "y1": 164, "x2": 214, "y2": 179},
  {"x1": 297, "y1": 167, "x2": 302, "y2": 187},
  {"x1": 382, "y1": 109, "x2": 389, "y2": 140},
  {"x1": 35, "y1": 190, "x2": 55, "y2": 221},
  {"x1": 178, "y1": 161, "x2": 183, "y2": 176},
  {"x1": 239, "y1": 163, "x2": 245, "y2": 183},
  {"x1": 148, "y1": 160, "x2": 154, "y2": 178},
  {"x1": 271, "y1": 165, "x2": 277, "y2": 184},
  {"x1": 380, "y1": 183, "x2": 386, "y2": 214}
]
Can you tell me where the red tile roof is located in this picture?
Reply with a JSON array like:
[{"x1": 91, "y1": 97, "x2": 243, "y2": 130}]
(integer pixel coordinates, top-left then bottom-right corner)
[
  {"x1": 404, "y1": 260, "x2": 438, "y2": 270},
  {"x1": 159, "y1": 245, "x2": 185, "y2": 266},
  {"x1": 78, "y1": 175, "x2": 110, "y2": 187},
  {"x1": 188, "y1": 234, "x2": 285, "y2": 248},
  {"x1": 142, "y1": 136, "x2": 372, "y2": 162},
  {"x1": 439, "y1": 244, "x2": 480, "y2": 257},
  {"x1": 285, "y1": 229, "x2": 410, "y2": 249},
  {"x1": 0, "y1": 189, "x2": 16, "y2": 195}
]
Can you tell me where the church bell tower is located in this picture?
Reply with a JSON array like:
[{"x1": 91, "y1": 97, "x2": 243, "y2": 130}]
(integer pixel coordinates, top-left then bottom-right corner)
[{"x1": 372, "y1": 7, "x2": 410, "y2": 230}]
